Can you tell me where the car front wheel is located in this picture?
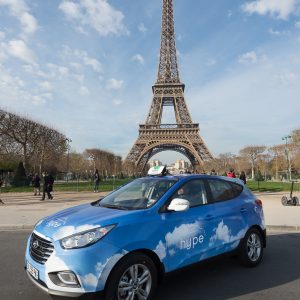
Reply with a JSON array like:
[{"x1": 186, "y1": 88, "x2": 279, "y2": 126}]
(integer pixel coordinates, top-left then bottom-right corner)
[
  {"x1": 105, "y1": 252, "x2": 157, "y2": 300},
  {"x1": 239, "y1": 228, "x2": 263, "y2": 267}
]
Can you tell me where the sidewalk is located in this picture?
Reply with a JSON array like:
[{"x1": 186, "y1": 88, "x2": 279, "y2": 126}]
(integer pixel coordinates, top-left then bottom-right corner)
[{"x1": 0, "y1": 191, "x2": 300, "y2": 231}]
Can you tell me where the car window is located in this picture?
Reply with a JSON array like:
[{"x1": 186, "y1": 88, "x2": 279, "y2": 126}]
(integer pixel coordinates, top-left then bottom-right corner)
[
  {"x1": 98, "y1": 178, "x2": 176, "y2": 210},
  {"x1": 171, "y1": 179, "x2": 207, "y2": 207},
  {"x1": 208, "y1": 179, "x2": 243, "y2": 202}
]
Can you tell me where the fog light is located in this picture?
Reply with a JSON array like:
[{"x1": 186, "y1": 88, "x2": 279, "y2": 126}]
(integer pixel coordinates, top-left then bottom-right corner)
[{"x1": 57, "y1": 271, "x2": 79, "y2": 285}]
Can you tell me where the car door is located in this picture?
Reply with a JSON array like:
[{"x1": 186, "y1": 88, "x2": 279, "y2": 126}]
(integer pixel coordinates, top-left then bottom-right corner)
[
  {"x1": 160, "y1": 179, "x2": 217, "y2": 272},
  {"x1": 206, "y1": 178, "x2": 246, "y2": 256}
]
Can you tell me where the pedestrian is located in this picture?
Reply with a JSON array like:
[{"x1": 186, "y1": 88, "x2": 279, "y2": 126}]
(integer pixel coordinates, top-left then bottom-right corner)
[
  {"x1": 210, "y1": 169, "x2": 217, "y2": 175},
  {"x1": 0, "y1": 178, "x2": 4, "y2": 205},
  {"x1": 41, "y1": 172, "x2": 54, "y2": 201},
  {"x1": 227, "y1": 168, "x2": 236, "y2": 178},
  {"x1": 239, "y1": 171, "x2": 247, "y2": 184},
  {"x1": 94, "y1": 169, "x2": 100, "y2": 192},
  {"x1": 32, "y1": 173, "x2": 41, "y2": 196},
  {"x1": 48, "y1": 173, "x2": 54, "y2": 199}
]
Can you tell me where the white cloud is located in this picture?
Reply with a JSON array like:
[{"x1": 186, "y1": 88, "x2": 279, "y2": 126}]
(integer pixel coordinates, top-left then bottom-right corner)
[
  {"x1": 206, "y1": 58, "x2": 217, "y2": 66},
  {"x1": 0, "y1": 0, "x2": 38, "y2": 34},
  {"x1": 79, "y1": 86, "x2": 90, "y2": 96},
  {"x1": 295, "y1": 21, "x2": 300, "y2": 28},
  {"x1": 81, "y1": 273, "x2": 98, "y2": 288},
  {"x1": 59, "y1": 1, "x2": 81, "y2": 19},
  {"x1": 59, "y1": 0, "x2": 129, "y2": 36},
  {"x1": 64, "y1": 47, "x2": 103, "y2": 73},
  {"x1": 211, "y1": 221, "x2": 231, "y2": 243},
  {"x1": 154, "y1": 241, "x2": 166, "y2": 260},
  {"x1": 165, "y1": 221, "x2": 203, "y2": 248},
  {"x1": 106, "y1": 78, "x2": 124, "y2": 90},
  {"x1": 138, "y1": 23, "x2": 147, "y2": 33},
  {"x1": 112, "y1": 99, "x2": 123, "y2": 106},
  {"x1": 132, "y1": 54, "x2": 145, "y2": 65},
  {"x1": 275, "y1": 71, "x2": 297, "y2": 84},
  {"x1": 39, "y1": 81, "x2": 52, "y2": 91},
  {"x1": 238, "y1": 51, "x2": 267, "y2": 65},
  {"x1": 6, "y1": 39, "x2": 36, "y2": 64},
  {"x1": 20, "y1": 11, "x2": 38, "y2": 34},
  {"x1": 0, "y1": 31, "x2": 6, "y2": 39},
  {"x1": 268, "y1": 28, "x2": 289, "y2": 36},
  {"x1": 242, "y1": 0, "x2": 297, "y2": 20},
  {"x1": 238, "y1": 51, "x2": 258, "y2": 64}
]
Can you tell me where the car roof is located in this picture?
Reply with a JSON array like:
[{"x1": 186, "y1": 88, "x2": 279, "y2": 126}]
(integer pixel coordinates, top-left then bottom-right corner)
[{"x1": 143, "y1": 174, "x2": 245, "y2": 185}]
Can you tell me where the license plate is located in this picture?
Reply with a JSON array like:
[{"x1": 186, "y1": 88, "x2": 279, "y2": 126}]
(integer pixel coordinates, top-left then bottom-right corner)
[{"x1": 27, "y1": 261, "x2": 39, "y2": 280}]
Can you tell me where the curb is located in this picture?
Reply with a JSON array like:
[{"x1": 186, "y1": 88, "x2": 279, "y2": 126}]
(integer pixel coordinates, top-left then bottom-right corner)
[
  {"x1": 266, "y1": 225, "x2": 300, "y2": 232},
  {"x1": 0, "y1": 225, "x2": 300, "y2": 232},
  {"x1": 0, "y1": 225, "x2": 34, "y2": 231}
]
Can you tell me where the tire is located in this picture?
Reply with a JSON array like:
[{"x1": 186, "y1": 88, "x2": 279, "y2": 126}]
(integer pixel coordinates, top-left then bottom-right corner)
[
  {"x1": 105, "y1": 252, "x2": 157, "y2": 300},
  {"x1": 281, "y1": 196, "x2": 288, "y2": 206},
  {"x1": 292, "y1": 197, "x2": 299, "y2": 206},
  {"x1": 239, "y1": 228, "x2": 263, "y2": 267}
]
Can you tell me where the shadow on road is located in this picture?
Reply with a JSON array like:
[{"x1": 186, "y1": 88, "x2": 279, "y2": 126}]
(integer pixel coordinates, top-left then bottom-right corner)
[{"x1": 1, "y1": 231, "x2": 300, "y2": 300}]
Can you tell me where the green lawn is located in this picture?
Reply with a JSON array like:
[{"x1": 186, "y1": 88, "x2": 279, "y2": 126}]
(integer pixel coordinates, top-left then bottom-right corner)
[
  {"x1": 1, "y1": 178, "x2": 299, "y2": 193},
  {"x1": 0, "y1": 179, "x2": 132, "y2": 193},
  {"x1": 247, "y1": 180, "x2": 300, "y2": 192}
]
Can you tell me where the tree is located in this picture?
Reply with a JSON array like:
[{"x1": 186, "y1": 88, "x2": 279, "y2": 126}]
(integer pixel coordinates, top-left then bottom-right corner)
[
  {"x1": 239, "y1": 146, "x2": 266, "y2": 180},
  {"x1": 13, "y1": 162, "x2": 28, "y2": 186}
]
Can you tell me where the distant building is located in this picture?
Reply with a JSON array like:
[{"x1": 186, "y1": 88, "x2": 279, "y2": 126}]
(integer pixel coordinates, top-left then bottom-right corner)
[
  {"x1": 149, "y1": 160, "x2": 162, "y2": 168},
  {"x1": 175, "y1": 160, "x2": 189, "y2": 170},
  {"x1": 167, "y1": 160, "x2": 190, "y2": 174}
]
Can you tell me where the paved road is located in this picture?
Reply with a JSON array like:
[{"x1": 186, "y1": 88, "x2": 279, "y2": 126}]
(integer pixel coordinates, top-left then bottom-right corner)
[{"x1": 1, "y1": 231, "x2": 300, "y2": 300}]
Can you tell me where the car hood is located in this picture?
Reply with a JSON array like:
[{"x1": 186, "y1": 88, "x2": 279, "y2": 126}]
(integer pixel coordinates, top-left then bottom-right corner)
[{"x1": 34, "y1": 203, "x2": 137, "y2": 241}]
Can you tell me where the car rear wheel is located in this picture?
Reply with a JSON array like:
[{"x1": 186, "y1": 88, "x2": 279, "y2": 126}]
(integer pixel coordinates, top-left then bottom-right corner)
[
  {"x1": 105, "y1": 252, "x2": 157, "y2": 300},
  {"x1": 239, "y1": 228, "x2": 263, "y2": 267}
]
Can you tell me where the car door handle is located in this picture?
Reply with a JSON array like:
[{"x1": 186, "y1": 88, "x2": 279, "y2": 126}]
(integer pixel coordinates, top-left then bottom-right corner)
[
  {"x1": 241, "y1": 208, "x2": 247, "y2": 213},
  {"x1": 205, "y1": 215, "x2": 214, "y2": 221}
]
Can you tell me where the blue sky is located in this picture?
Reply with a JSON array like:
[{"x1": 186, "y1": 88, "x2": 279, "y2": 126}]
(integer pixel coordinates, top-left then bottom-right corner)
[{"x1": 0, "y1": 0, "x2": 300, "y2": 164}]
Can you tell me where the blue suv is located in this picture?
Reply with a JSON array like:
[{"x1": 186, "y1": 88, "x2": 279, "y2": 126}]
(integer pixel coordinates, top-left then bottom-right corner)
[{"x1": 25, "y1": 169, "x2": 266, "y2": 300}]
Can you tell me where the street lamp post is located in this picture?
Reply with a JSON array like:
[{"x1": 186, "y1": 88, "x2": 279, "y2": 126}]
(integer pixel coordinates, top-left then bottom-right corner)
[
  {"x1": 282, "y1": 135, "x2": 292, "y2": 181},
  {"x1": 66, "y1": 138, "x2": 72, "y2": 182}
]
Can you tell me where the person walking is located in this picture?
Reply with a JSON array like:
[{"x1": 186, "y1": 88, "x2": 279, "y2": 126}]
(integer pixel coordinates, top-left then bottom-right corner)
[
  {"x1": 41, "y1": 172, "x2": 54, "y2": 200},
  {"x1": 48, "y1": 173, "x2": 54, "y2": 199},
  {"x1": 94, "y1": 169, "x2": 100, "y2": 193},
  {"x1": 239, "y1": 171, "x2": 247, "y2": 184},
  {"x1": 227, "y1": 168, "x2": 236, "y2": 178},
  {"x1": 32, "y1": 173, "x2": 41, "y2": 196}
]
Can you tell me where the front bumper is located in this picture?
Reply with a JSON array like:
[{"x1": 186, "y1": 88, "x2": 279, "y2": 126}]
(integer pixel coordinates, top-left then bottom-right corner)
[
  {"x1": 25, "y1": 269, "x2": 84, "y2": 298},
  {"x1": 25, "y1": 230, "x2": 126, "y2": 296}
]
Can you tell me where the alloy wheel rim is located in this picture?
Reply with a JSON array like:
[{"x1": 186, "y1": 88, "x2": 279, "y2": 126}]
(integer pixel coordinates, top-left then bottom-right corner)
[
  {"x1": 118, "y1": 263, "x2": 152, "y2": 300},
  {"x1": 247, "y1": 233, "x2": 262, "y2": 262}
]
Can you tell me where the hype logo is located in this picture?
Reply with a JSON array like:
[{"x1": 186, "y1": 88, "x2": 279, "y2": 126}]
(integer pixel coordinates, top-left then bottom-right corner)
[{"x1": 46, "y1": 217, "x2": 68, "y2": 228}]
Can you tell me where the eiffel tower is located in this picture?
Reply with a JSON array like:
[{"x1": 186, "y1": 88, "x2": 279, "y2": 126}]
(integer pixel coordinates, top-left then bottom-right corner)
[{"x1": 125, "y1": 0, "x2": 213, "y2": 172}]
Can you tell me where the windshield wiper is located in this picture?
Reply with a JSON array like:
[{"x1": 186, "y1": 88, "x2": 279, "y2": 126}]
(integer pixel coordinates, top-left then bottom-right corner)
[{"x1": 99, "y1": 203, "x2": 129, "y2": 210}]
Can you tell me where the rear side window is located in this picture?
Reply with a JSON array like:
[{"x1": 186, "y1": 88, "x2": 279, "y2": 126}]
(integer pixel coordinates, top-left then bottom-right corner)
[{"x1": 207, "y1": 179, "x2": 243, "y2": 202}]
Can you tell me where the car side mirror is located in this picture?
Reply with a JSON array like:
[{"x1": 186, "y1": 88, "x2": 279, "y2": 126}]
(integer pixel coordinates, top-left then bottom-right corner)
[{"x1": 167, "y1": 198, "x2": 190, "y2": 212}]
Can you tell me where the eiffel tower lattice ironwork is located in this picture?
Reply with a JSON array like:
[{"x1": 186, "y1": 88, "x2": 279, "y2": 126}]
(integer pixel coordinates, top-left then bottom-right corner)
[{"x1": 125, "y1": 0, "x2": 213, "y2": 171}]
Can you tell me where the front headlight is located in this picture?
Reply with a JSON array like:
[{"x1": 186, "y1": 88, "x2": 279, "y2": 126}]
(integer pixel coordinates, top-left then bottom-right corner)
[{"x1": 60, "y1": 225, "x2": 115, "y2": 249}]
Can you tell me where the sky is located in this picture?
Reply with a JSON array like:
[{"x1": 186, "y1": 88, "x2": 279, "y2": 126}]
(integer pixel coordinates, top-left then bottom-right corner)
[{"x1": 0, "y1": 0, "x2": 300, "y2": 164}]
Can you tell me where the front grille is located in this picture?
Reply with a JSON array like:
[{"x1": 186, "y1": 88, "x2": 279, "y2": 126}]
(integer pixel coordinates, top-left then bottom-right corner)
[{"x1": 30, "y1": 233, "x2": 54, "y2": 264}]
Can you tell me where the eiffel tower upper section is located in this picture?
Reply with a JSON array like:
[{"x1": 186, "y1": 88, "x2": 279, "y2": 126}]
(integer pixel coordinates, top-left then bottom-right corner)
[
  {"x1": 156, "y1": 0, "x2": 180, "y2": 85},
  {"x1": 125, "y1": 0, "x2": 213, "y2": 171}
]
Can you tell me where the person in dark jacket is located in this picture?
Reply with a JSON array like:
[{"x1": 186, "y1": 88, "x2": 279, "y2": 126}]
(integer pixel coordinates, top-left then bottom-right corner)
[
  {"x1": 32, "y1": 173, "x2": 41, "y2": 196},
  {"x1": 94, "y1": 169, "x2": 100, "y2": 192},
  {"x1": 41, "y1": 172, "x2": 54, "y2": 200},
  {"x1": 239, "y1": 171, "x2": 247, "y2": 184}
]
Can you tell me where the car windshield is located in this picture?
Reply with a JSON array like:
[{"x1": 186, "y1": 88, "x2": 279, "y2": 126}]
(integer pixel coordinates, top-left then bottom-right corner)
[{"x1": 97, "y1": 178, "x2": 177, "y2": 210}]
